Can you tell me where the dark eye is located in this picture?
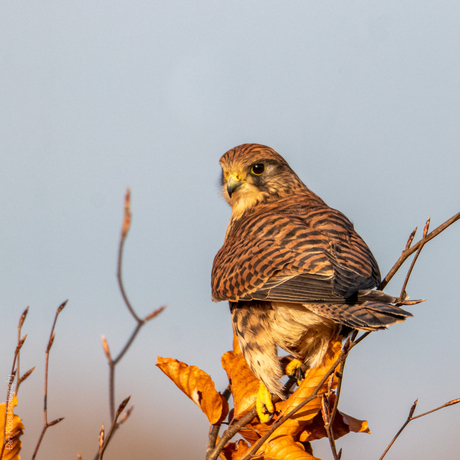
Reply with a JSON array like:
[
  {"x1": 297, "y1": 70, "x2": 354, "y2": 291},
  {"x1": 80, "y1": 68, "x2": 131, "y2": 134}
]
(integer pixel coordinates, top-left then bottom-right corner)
[{"x1": 251, "y1": 163, "x2": 265, "y2": 175}]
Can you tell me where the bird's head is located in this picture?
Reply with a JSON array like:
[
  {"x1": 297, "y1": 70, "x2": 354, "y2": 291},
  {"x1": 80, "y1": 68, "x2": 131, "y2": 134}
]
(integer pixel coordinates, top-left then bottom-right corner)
[{"x1": 219, "y1": 144, "x2": 304, "y2": 217}]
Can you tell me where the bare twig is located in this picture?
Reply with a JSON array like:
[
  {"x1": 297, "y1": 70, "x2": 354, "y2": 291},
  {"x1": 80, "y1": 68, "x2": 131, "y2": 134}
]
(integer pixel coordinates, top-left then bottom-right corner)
[
  {"x1": 0, "y1": 308, "x2": 30, "y2": 459},
  {"x1": 379, "y1": 398, "x2": 460, "y2": 460},
  {"x1": 324, "y1": 359, "x2": 346, "y2": 460},
  {"x1": 105, "y1": 189, "x2": 166, "y2": 421},
  {"x1": 379, "y1": 211, "x2": 460, "y2": 291},
  {"x1": 398, "y1": 217, "x2": 430, "y2": 301},
  {"x1": 322, "y1": 393, "x2": 340, "y2": 460},
  {"x1": 14, "y1": 307, "x2": 29, "y2": 397},
  {"x1": 98, "y1": 397, "x2": 131, "y2": 460},
  {"x1": 0, "y1": 370, "x2": 17, "y2": 458},
  {"x1": 31, "y1": 300, "x2": 67, "y2": 460},
  {"x1": 206, "y1": 386, "x2": 231, "y2": 455},
  {"x1": 97, "y1": 425, "x2": 104, "y2": 460},
  {"x1": 117, "y1": 188, "x2": 141, "y2": 324},
  {"x1": 93, "y1": 189, "x2": 165, "y2": 460}
]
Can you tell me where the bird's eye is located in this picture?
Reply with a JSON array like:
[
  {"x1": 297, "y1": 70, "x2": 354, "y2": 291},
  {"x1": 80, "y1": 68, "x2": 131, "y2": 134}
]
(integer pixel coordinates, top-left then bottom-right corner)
[{"x1": 251, "y1": 164, "x2": 265, "y2": 175}]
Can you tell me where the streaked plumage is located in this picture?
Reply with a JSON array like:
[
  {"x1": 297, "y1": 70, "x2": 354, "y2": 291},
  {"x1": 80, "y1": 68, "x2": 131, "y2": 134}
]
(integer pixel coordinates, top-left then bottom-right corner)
[{"x1": 212, "y1": 144, "x2": 412, "y2": 399}]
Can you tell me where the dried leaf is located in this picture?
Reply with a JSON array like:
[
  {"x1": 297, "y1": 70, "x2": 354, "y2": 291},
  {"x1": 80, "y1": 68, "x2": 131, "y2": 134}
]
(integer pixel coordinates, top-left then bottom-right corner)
[
  {"x1": 157, "y1": 357, "x2": 228, "y2": 424},
  {"x1": 220, "y1": 439, "x2": 251, "y2": 460},
  {"x1": 221, "y1": 346, "x2": 259, "y2": 418},
  {"x1": 243, "y1": 341, "x2": 342, "y2": 459},
  {"x1": 299, "y1": 402, "x2": 370, "y2": 442},
  {"x1": 0, "y1": 395, "x2": 24, "y2": 460},
  {"x1": 276, "y1": 341, "x2": 342, "y2": 431},
  {"x1": 239, "y1": 417, "x2": 274, "y2": 445},
  {"x1": 263, "y1": 436, "x2": 321, "y2": 460}
]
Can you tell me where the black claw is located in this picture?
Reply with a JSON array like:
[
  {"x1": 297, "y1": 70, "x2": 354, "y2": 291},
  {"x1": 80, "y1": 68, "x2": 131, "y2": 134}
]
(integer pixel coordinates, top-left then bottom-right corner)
[{"x1": 295, "y1": 366, "x2": 305, "y2": 382}]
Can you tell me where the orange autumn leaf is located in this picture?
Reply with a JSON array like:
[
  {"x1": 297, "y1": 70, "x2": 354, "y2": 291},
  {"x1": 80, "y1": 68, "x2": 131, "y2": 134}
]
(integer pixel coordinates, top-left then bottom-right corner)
[
  {"x1": 0, "y1": 395, "x2": 24, "y2": 460},
  {"x1": 221, "y1": 341, "x2": 259, "y2": 418},
  {"x1": 219, "y1": 439, "x2": 251, "y2": 460},
  {"x1": 239, "y1": 417, "x2": 275, "y2": 445},
  {"x1": 300, "y1": 400, "x2": 370, "y2": 442},
  {"x1": 156, "y1": 357, "x2": 228, "y2": 424},
  {"x1": 342, "y1": 412, "x2": 370, "y2": 435},
  {"x1": 262, "y1": 435, "x2": 321, "y2": 460},
  {"x1": 243, "y1": 340, "x2": 342, "y2": 460}
]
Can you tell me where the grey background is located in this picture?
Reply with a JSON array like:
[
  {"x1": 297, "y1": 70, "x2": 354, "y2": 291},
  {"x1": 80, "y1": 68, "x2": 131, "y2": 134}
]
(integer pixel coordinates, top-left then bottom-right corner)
[{"x1": 0, "y1": 1, "x2": 459, "y2": 459}]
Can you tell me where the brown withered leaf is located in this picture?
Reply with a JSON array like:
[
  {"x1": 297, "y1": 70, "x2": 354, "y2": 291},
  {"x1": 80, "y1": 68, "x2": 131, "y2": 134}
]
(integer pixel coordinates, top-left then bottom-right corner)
[
  {"x1": 219, "y1": 439, "x2": 251, "y2": 460},
  {"x1": 0, "y1": 395, "x2": 24, "y2": 460},
  {"x1": 300, "y1": 399, "x2": 370, "y2": 442},
  {"x1": 157, "y1": 357, "x2": 228, "y2": 424},
  {"x1": 262, "y1": 435, "x2": 321, "y2": 460},
  {"x1": 221, "y1": 336, "x2": 259, "y2": 418},
  {"x1": 239, "y1": 417, "x2": 274, "y2": 445}
]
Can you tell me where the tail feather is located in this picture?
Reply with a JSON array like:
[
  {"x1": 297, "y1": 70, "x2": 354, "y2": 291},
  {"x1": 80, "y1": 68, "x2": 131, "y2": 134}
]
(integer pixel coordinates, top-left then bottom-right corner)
[{"x1": 304, "y1": 298, "x2": 413, "y2": 331}]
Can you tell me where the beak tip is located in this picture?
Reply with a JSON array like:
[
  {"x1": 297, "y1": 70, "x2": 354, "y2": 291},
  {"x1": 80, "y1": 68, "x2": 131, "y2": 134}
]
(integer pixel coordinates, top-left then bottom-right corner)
[{"x1": 226, "y1": 177, "x2": 244, "y2": 198}]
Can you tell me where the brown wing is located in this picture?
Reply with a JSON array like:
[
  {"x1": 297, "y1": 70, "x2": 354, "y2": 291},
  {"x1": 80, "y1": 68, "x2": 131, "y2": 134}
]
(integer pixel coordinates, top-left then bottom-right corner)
[{"x1": 211, "y1": 199, "x2": 381, "y2": 303}]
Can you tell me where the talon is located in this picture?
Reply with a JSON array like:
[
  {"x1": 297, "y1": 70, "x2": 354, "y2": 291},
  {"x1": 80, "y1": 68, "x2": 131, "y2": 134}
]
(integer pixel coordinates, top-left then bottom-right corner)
[
  {"x1": 256, "y1": 382, "x2": 274, "y2": 423},
  {"x1": 286, "y1": 358, "x2": 303, "y2": 376},
  {"x1": 295, "y1": 366, "x2": 305, "y2": 383}
]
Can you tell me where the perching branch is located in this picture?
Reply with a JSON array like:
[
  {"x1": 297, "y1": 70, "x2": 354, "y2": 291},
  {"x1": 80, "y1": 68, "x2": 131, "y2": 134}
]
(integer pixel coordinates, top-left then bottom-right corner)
[
  {"x1": 379, "y1": 398, "x2": 460, "y2": 460},
  {"x1": 31, "y1": 300, "x2": 67, "y2": 460}
]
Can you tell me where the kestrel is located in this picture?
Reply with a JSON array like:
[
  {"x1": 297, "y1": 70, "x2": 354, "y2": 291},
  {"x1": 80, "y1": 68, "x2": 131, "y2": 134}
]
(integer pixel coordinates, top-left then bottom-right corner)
[{"x1": 211, "y1": 144, "x2": 412, "y2": 420}]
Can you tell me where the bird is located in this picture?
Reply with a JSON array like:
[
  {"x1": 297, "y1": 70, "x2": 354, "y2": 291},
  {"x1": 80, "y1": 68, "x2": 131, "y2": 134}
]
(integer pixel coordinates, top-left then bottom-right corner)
[{"x1": 211, "y1": 143, "x2": 413, "y2": 422}]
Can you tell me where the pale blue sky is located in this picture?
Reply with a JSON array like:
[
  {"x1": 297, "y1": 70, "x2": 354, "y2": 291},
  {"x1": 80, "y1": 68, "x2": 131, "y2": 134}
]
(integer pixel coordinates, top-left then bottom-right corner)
[{"x1": 1, "y1": 1, "x2": 459, "y2": 459}]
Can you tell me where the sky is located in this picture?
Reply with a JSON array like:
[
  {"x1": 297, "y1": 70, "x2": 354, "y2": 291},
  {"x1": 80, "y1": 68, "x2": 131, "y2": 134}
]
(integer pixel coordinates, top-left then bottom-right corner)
[{"x1": 0, "y1": 1, "x2": 459, "y2": 459}]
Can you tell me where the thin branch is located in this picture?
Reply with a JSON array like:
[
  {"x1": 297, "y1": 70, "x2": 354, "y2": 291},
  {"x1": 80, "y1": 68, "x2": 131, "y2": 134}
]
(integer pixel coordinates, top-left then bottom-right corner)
[
  {"x1": 398, "y1": 217, "x2": 430, "y2": 301},
  {"x1": 31, "y1": 300, "x2": 67, "y2": 460},
  {"x1": 14, "y1": 307, "x2": 29, "y2": 397},
  {"x1": 99, "y1": 397, "x2": 131, "y2": 459},
  {"x1": 0, "y1": 369, "x2": 17, "y2": 459},
  {"x1": 0, "y1": 308, "x2": 29, "y2": 459},
  {"x1": 93, "y1": 189, "x2": 165, "y2": 459},
  {"x1": 117, "y1": 188, "x2": 141, "y2": 324},
  {"x1": 206, "y1": 386, "x2": 231, "y2": 456},
  {"x1": 379, "y1": 398, "x2": 460, "y2": 460},
  {"x1": 379, "y1": 211, "x2": 460, "y2": 291},
  {"x1": 97, "y1": 425, "x2": 104, "y2": 460},
  {"x1": 324, "y1": 360, "x2": 346, "y2": 460},
  {"x1": 105, "y1": 189, "x2": 166, "y2": 421},
  {"x1": 322, "y1": 393, "x2": 339, "y2": 460}
]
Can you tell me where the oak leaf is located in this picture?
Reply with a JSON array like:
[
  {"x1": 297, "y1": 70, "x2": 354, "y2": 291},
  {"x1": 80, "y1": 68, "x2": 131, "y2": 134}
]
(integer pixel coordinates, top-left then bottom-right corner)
[
  {"x1": 156, "y1": 357, "x2": 228, "y2": 424},
  {"x1": 0, "y1": 395, "x2": 24, "y2": 460}
]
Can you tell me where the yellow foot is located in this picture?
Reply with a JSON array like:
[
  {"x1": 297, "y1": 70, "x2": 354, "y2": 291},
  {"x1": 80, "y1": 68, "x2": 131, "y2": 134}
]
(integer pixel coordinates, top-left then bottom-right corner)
[
  {"x1": 285, "y1": 358, "x2": 303, "y2": 376},
  {"x1": 256, "y1": 382, "x2": 274, "y2": 423}
]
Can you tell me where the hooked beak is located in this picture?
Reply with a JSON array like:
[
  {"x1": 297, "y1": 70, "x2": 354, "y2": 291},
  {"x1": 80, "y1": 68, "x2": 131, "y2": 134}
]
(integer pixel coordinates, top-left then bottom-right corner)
[{"x1": 226, "y1": 175, "x2": 244, "y2": 198}]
